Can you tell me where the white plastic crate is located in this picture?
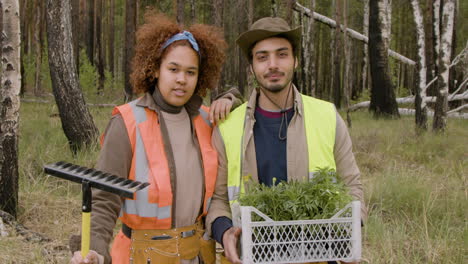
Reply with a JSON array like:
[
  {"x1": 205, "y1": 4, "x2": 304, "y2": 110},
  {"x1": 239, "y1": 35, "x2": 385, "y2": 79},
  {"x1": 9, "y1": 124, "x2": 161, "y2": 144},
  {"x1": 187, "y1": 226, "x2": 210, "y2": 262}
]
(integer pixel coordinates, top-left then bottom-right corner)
[{"x1": 240, "y1": 201, "x2": 361, "y2": 264}]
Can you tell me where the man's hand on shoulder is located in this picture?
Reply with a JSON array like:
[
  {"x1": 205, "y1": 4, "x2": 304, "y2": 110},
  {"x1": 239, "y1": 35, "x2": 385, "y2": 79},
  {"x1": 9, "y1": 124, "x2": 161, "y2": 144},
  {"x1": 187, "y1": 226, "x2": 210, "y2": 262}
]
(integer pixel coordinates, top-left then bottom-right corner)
[{"x1": 210, "y1": 98, "x2": 233, "y2": 125}]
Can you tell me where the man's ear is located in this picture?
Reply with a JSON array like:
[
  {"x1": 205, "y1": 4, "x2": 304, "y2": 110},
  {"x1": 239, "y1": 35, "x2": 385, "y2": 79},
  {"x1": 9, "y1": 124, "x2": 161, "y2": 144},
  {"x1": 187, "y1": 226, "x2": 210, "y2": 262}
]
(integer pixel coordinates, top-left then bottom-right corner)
[
  {"x1": 294, "y1": 57, "x2": 298, "y2": 69},
  {"x1": 249, "y1": 64, "x2": 254, "y2": 74}
]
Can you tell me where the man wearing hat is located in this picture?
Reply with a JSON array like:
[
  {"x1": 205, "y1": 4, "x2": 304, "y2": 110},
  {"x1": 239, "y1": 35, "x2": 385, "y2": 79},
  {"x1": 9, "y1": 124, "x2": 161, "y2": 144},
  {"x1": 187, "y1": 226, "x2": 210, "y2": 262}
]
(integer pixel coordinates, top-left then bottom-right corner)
[{"x1": 206, "y1": 17, "x2": 366, "y2": 264}]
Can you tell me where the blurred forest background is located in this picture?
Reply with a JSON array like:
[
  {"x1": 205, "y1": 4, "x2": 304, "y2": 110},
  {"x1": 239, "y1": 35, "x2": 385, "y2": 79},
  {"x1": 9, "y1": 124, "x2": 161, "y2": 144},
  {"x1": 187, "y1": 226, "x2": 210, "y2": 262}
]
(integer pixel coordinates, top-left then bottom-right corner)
[{"x1": 0, "y1": 0, "x2": 467, "y2": 263}]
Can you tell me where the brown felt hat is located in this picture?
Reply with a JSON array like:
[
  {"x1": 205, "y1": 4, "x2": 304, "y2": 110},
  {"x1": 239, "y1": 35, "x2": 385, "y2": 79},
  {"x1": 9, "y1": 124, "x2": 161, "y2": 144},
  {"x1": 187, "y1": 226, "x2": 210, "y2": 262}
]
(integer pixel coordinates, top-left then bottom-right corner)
[{"x1": 236, "y1": 17, "x2": 302, "y2": 59}]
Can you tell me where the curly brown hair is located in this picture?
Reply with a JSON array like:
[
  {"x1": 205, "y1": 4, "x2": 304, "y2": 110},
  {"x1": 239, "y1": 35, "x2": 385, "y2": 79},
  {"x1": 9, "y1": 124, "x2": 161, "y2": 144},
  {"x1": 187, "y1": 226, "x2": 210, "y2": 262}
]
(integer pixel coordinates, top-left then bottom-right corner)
[{"x1": 130, "y1": 12, "x2": 227, "y2": 97}]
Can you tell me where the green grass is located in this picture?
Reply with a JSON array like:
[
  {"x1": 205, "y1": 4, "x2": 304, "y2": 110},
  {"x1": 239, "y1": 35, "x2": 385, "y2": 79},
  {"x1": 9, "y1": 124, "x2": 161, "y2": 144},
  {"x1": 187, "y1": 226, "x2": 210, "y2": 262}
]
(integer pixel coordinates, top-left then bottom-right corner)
[
  {"x1": 349, "y1": 113, "x2": 467, "y2": 264},
  {"x1": 1, "y1": 103, "x2": 466, "y2": 263}
]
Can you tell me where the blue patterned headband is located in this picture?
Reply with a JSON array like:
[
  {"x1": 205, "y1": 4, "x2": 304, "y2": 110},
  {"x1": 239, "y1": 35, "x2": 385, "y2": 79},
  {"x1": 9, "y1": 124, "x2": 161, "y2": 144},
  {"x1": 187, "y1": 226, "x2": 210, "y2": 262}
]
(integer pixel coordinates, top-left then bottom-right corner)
[{"x1": 162, "y1": 31, "x2": 200, "y2": 57}]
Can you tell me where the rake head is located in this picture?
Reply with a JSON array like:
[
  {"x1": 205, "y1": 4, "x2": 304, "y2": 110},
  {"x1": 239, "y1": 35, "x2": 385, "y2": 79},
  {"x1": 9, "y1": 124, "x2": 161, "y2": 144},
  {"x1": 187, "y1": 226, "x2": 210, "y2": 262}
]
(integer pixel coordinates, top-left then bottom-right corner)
[{"x1": 44, "y1": 161, "x2": 149, "y2": 198}]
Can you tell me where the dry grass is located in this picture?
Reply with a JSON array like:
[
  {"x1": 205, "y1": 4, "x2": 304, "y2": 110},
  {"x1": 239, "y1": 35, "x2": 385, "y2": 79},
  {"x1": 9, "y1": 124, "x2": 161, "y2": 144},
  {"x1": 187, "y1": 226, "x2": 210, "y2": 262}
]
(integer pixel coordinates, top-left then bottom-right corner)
[{"x1": 1, "y1": 103, "x2": 466, "y2": 263}]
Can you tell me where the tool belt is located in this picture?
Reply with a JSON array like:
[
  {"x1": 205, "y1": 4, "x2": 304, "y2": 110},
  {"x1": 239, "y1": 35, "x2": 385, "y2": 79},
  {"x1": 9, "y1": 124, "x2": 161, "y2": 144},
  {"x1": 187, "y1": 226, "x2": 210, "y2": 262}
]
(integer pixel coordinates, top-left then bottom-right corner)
[{"x1": 124, "y1": 220, "x2": 215, "y2": 264}]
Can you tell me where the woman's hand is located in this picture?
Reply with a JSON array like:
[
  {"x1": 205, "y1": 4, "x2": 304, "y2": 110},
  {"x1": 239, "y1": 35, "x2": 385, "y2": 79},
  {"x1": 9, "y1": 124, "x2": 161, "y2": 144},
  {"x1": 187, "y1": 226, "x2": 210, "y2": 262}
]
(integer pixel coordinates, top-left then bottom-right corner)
[
  {"x1": 70, "y1": 250, "x2": 104, "y2": 264},
  {"x1": 209, "y1": 98, "x2": 233, "y2": 125}
]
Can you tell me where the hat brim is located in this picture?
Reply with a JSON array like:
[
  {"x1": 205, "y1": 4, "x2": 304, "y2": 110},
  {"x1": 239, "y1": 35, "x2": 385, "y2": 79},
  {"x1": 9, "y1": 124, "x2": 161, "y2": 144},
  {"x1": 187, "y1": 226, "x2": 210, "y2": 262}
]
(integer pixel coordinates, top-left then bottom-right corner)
[{"x1": 236, "y1": 27, "x2": 302, "y2": 59}]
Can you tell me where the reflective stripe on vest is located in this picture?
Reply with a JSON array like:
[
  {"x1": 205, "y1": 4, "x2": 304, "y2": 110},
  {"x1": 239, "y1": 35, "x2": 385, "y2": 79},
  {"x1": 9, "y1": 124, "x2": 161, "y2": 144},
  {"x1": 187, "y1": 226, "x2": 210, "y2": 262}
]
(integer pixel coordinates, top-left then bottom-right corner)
[
  {"x1": 219, "y1": 95, "x2": 337, "y2": 207},
  {"x1": 112, "y1": 99, "x2": 218, "y2": 230}
]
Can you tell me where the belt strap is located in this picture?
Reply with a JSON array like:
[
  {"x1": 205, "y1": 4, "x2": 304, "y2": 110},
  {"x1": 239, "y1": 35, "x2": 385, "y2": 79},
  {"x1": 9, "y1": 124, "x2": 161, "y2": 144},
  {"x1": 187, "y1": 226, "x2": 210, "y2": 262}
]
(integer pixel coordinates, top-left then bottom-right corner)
[
  {"x1": 122, "y1": 223, "x2": 132, "y2": 238},
  {"x1": 121, "y1": 222, "x2": 199, "y2": 239}
]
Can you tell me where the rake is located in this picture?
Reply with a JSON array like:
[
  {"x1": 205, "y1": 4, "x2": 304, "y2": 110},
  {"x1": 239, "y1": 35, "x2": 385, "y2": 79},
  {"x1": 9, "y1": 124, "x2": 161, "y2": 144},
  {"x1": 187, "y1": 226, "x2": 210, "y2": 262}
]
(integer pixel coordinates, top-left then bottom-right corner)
[{"x1": 43, "y1": 161, "x2": 149, "y2": 258}]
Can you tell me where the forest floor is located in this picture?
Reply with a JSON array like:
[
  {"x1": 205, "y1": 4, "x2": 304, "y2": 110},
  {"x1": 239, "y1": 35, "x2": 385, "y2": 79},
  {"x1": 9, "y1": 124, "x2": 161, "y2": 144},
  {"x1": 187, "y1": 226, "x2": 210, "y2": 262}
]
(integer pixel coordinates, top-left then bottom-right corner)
[{"x1": 0, "y1": 101, "x2": 466, "y2": 263}]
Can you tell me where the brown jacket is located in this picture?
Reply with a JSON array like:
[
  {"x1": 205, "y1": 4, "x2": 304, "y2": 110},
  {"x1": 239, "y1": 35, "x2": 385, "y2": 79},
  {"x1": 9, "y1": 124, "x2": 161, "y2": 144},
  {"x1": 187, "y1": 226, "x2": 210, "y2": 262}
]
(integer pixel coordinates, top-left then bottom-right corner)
[
  {"x1": 88, "y1": 91, "x2": 241, "y2": 263},
  {"x1": 206, "y1": 87, "x2": 367, "y2": 236}
]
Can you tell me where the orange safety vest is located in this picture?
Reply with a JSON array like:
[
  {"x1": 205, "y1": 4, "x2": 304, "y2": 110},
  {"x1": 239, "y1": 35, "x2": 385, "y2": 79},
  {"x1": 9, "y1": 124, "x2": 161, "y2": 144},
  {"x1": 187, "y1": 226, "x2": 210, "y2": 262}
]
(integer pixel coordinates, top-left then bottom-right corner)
[{"x1": 111, "y1": 98, "x2": 218, "y2": 230}]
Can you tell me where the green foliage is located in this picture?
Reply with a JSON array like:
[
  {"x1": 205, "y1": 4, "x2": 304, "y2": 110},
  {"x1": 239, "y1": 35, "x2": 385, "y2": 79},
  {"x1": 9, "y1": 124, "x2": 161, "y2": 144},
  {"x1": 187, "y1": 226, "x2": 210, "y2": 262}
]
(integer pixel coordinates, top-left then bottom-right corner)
[
  {"x1": 79, "y1": 49, "x2": 99, "y2": 100},
  {"x1": 239, "y1": 168, "x2": 353, "y2": 221}
]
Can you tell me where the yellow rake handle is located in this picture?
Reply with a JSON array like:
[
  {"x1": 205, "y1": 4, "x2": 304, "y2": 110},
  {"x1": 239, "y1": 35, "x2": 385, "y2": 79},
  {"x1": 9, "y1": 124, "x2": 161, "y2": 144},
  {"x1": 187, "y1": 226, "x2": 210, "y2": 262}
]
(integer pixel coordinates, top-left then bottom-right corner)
[{"x1": 81, "y1": 211, "x2": 91, "y2": 258}]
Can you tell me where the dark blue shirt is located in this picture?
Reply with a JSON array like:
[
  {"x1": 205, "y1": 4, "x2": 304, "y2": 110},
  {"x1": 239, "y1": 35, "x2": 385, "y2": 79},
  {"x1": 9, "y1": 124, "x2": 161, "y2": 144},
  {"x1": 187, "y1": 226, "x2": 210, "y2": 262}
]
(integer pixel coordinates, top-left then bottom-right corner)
[{"x1": 253, "y1": 106, "x2": 294, "y2": 186}]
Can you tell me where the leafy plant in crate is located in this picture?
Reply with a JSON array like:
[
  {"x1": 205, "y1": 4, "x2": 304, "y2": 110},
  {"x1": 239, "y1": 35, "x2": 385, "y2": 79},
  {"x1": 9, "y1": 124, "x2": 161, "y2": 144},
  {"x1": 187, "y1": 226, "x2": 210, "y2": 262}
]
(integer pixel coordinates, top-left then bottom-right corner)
[{"x1": 239, "y1": 168, "x2": 355, "y2": 263}]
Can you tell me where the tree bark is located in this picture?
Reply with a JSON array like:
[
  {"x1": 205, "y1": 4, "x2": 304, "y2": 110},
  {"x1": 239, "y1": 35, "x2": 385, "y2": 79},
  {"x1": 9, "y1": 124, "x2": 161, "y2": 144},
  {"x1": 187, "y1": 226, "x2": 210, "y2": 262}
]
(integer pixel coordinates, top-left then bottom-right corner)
[
  {"x1": 175, "y1": 0, "x2": 184, "y2": 25},
  {"x1": 305, "y1": 0, "x2": 316, "y2": 96},
  {"x1": 424, "y1": 0, "x2": 435, "y2": 92},
  {"x1": 190, "y1": 0, "x2": 196, "y2": 24},
  {"x1": 124, "y1": 0, "x2": 136, "y2": 101},
  {"x1": 368, "y1": 0, "x2": 400, "y2": 118},
  {"x1": 410, "y1": 0, "x2": 428, "y2": 131},
  {"x1": 343, "y1": 0, "x2": 351, "y2": 117},
  {"x1": 237, "y1": 0, "x2": 248, "y2": 96},
  {"x1": 361, "y1": 0, "x2": 369, "y2": 96},
  {"x1": 85, "y1": 0, "x2": 94, "y2": 64},
  {"x1": 33, "y1": 0, "x2": 43, "y2": 96},
  {"x1": 433, "y1": 0, "x2": 455, "y2": 132},
  {"x1": 46, "y1": 0, "x2": 99, "y2": 152},
  {"x1": 0, "y1": 0, "x2": 20, "y2": 218},
  {"x1": 332, "y1": 0, "x2": 342, "y2": 108},
  {"x1": 94, "y1": 0, "x2": 104, "y2": 92},
  {"x1": 108, "y1": 0, "x2": 115, "y2": 76},
  {"x1": 71, "y1": 0, "x2": 79, "y2": 71}
]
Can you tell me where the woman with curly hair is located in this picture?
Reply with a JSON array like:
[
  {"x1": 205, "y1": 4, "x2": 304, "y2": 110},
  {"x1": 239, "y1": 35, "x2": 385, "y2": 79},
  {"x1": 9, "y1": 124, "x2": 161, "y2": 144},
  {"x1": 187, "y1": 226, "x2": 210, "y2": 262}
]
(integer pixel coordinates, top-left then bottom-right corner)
[{"x1": 70, "y1": 13, "x2": 238, "y2": 264}]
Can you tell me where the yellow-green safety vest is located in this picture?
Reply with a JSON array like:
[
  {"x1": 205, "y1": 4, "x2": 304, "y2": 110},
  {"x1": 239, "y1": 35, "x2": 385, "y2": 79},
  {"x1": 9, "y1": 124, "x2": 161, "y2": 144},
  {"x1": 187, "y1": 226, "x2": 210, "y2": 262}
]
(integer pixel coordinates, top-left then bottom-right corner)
[{"x1": 218, "y1": 94, "x2": 337, "y2": 212}]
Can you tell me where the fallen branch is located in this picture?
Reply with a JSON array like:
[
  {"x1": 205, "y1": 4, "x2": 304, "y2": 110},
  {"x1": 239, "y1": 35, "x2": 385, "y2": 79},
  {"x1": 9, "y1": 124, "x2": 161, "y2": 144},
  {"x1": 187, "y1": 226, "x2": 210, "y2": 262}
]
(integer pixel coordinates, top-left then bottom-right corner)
[
  {"x1": 398, "y1": 108, "x2": 468, "y2": 119},
  {"x1": 349, "y1": 93, "x2": 468, "y2": 112},
  {"x1": 0, "y1": 210, "x2": 51, "y2": 243},
  {"x1": 447, "y1": 104, "x2": 468, "y2": 114},
  {"x1": 294, "y1": 2, "x2": 416, "y2": 66}
]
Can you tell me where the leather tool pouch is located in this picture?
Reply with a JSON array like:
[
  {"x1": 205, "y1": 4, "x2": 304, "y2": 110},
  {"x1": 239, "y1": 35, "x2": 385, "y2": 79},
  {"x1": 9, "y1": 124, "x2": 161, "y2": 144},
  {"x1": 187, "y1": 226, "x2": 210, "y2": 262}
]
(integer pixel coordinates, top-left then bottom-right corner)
[{"x1": 130, "y1": 221, "x2": 216, "y2": 264}]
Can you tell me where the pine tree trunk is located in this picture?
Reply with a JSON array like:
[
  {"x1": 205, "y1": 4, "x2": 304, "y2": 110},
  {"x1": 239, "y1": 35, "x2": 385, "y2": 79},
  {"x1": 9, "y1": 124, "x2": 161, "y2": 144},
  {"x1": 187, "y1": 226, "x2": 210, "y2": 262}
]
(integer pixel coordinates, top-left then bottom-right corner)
[
  {"x1": 33, "y1": 0, "x2": 43, "y2": 96},
  {"x1": 332, "y1": 0, "x2": 342, "y2": 108},
  {"x1": 124, "y1": 0, "x2": 136, "y2": 101},
  {"x1": 433, "y1": 0, "x2": 455, "y2": 132},
  {"x1": 85, "y1": 0, "x2": 94, "y2": 64},
  {"x1": 0, "y1": 0, "x2": 21, "y2": 218},
  {"x1": 302, "y1": 0, "x2": 316, "y2": 96},
  {"x1": 71, "y1": 0, "x2": 79, "y2": 71},
  {"x1": 175, "y1": 0, "x2": 184, "y2": 25},
  {"x1": 190, "y1": 0, "x2": 196, "y2": 24},
  {"x1": 94, "y1": 0, "x2": 104, "y2": 92},
  {"x1": 46, "y1": 0, "x2": 99, "y2": 152},
  {"x1": 361, "y1": 0, "x2": 369, "y2": 96},
  {"x1": 343, "y1": 0, "x2": 351, "y2": 112},
  {"x1": 108, "y1": 0, "x2": 115, "y2": 76},
  {"x1": 411, "y1": 0, "x2": 428, "y2": 131},
  {"x1": 368, "y1": 0, "x2": 399, "y2": 118},
  {"x1": 237, "y1": 0, "x2": 247, "y2": 96},
  {"x1": 424, "y1": 0, "x2": 435, "y2": 91}
]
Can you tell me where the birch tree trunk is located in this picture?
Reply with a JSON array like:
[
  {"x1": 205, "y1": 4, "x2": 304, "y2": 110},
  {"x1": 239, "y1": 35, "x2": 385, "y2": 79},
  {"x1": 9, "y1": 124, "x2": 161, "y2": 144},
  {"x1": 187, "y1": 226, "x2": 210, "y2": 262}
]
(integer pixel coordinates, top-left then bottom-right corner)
[
  {"x1": 0, "y1": 0, "x2": 20, "y2": 218},
  {"x1": 368, "y1": 0, "x2": 400, "y2": 117},
  {"x1": 411, "y1": 0, "x2": 428, "y2": 131},
  {"x1": 46, "y1": 0, "x2": 99, "y2": 152},
  {"x1": 124, "y1": 0, "x2": 136, "y2": 101},
  {"x1": 361, "y1": 0, "x2": 369, "y2": 95},
  {"x1": 433, "y1": 0, "x2": 455, "y2": 132},
  {"x1": 424, "y1": 0, "x2": 435, "y2": 91}
]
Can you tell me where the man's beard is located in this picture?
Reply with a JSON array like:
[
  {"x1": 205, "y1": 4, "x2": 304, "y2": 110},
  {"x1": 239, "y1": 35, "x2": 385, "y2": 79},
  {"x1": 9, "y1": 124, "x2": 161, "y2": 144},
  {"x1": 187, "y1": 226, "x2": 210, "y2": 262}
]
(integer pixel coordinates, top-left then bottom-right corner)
[{"x1": 258, "y1": 70, "x2": 293, "y2": 93}]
